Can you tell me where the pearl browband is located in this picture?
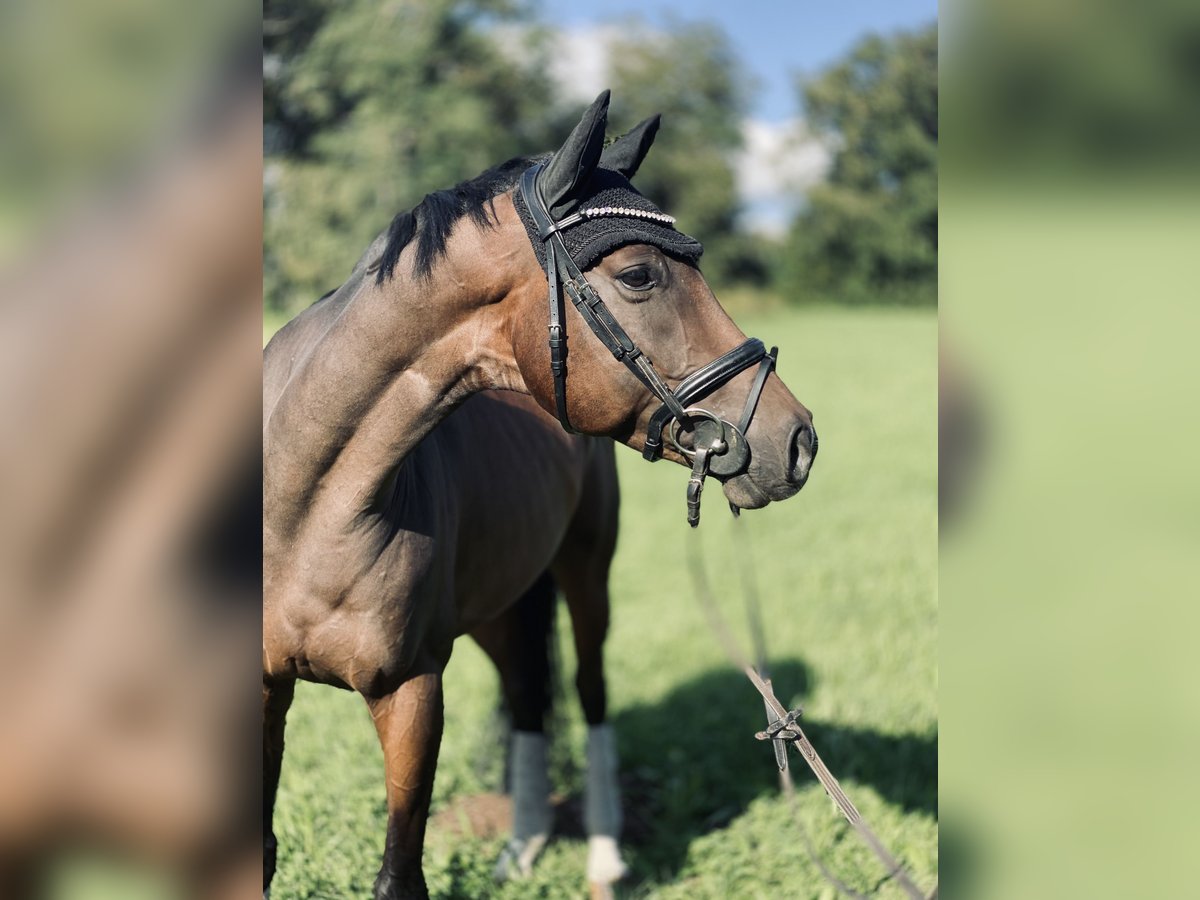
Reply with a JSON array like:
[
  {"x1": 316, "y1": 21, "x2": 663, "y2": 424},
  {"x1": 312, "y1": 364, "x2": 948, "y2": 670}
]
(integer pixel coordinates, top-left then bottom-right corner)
[
  {"x1": 537, "y1": 201, "x2": 680, "y2": 240},
  {"x1": 577, "y1": 206, "x2": 677, "y2": 226}
]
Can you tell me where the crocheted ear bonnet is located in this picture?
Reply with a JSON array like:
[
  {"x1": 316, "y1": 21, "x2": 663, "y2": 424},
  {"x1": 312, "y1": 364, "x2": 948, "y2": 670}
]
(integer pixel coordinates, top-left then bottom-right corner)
[{"x1": 513, "y1": 163, "x2": 703, "y2": 272}]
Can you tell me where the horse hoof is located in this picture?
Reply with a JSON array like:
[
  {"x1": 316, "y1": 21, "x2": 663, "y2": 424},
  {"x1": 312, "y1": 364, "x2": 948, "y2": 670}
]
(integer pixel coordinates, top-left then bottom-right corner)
[
  {"x1": 493, "y1": 834, "x2": 548, "y2": 881},
  {"x1": 589, "y1": 880, "x2": 617, "y2": 900}
]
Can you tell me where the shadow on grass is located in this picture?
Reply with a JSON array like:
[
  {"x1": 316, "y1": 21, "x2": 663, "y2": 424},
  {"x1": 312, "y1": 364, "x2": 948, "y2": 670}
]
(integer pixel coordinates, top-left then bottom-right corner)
[{"x1": 609, "y1": 659, "x2": 937, "y2": 878}]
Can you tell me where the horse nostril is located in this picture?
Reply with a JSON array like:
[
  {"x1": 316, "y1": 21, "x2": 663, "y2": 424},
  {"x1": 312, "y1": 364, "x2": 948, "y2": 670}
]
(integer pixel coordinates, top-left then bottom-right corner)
[
  {"x1": 787, "y1": 423, "x2": 816, "y2": 485},
  {"x1": 782, "y1": 424, "x2": 820, "y2": 487}
]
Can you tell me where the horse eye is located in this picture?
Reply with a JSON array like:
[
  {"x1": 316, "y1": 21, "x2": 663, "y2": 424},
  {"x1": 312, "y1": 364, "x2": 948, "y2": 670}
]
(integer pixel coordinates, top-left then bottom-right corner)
[{"x1": 617, "y1": 267, "x2": 656, "y2": 291}]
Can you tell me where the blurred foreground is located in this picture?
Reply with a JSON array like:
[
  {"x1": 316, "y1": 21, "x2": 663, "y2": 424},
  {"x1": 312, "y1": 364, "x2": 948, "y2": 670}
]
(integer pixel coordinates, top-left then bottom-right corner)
[
  {"x1": 942, "y1": 1, "x2": 1200, "y2": 897},
  {"x1": 0, "y1": 4, "x2": 260, "y2": 896}
]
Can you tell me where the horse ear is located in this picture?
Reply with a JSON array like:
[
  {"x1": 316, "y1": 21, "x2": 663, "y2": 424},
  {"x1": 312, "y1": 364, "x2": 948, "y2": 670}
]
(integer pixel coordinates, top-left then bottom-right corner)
[
  {"x1": 540, "y1": 90, "x2": 610, "y2": 216},
  {"x1": 600, "y1": 114, "x2": 660, "y2": 179}
]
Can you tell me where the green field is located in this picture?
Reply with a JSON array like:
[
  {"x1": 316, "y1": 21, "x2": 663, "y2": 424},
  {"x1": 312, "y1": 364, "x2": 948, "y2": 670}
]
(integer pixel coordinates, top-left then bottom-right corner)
[{"x1": 269, "y1": 304, "x2": 938, "y2": 899}]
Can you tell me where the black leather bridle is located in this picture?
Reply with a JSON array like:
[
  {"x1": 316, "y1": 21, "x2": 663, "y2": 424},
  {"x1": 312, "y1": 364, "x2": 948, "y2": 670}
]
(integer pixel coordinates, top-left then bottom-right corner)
[{"x1": 518, "y1": 163, "x2": 778, "y2": 526}]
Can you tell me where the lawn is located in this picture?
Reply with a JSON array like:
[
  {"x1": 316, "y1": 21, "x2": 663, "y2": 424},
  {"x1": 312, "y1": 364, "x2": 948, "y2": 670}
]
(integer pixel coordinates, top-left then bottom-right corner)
[{"x1": 268, "y1": 303, "x2": 938, "y2": 899}]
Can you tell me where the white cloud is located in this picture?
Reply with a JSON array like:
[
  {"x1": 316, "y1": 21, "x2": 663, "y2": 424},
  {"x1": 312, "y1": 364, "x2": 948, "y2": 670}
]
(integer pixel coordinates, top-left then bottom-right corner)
[
  {"x1": 496, "y1": 24, "x2": 832, "y2": 236},
  {"x1": 735, "y1": 118, "x2": 832, "y2": 236},
  {"x1": 545, "y1": 26, "x2": 623, "y2": 104}
]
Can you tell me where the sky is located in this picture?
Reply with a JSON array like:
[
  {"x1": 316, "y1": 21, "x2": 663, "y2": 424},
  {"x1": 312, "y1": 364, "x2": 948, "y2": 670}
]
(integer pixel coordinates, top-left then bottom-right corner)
[
  {"x1": 536, "y1": 1, "x2": 939, "y2": 234},
  {"x1": 538, "y1": 0, "x2": 939, "y2": 123}
]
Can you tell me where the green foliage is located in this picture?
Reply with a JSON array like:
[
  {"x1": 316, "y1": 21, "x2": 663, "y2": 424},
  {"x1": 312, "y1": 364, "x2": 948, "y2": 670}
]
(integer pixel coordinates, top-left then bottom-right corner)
[
  {"x1": 784, "y1": 25, "x2": 938, "y2": 306},
  {"x1": 0, "y1": 1, "x2": 239, "y2": 218},
  {"x1": 942, "y1": 0, "x2": 1200, "y2": 176},
  {"x1": 606, "y1": 19, "x2": 753, "y2": 290},
  {"x1": 269, "y1": 303, "x2": 938, "y2": 898},
  {"x1": 263, "y1": 7, "x2": 939, "y2": 317},
  {"x1": 264, "y1": 0, "x2": 565, "y2": 314},
  {"x1": 264, "y1": 7, "x2": 759, "y2": 313}
]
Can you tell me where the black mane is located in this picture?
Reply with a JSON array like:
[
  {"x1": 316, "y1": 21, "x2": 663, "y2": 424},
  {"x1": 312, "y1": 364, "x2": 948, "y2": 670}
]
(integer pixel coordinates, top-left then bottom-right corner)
[{"x1": 375, "y1": 155, "x2": 543, "y2": 284}]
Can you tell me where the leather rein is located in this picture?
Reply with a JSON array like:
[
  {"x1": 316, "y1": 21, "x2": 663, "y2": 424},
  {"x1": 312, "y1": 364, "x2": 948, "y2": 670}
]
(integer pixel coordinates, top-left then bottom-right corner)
[{"x1": 518, "y1": 163, "x2": 777, "y2": 527}]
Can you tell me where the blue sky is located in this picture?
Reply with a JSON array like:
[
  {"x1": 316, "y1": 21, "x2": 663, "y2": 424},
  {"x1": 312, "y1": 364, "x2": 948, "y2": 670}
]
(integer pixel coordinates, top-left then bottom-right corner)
[
  {"x1": 539, "y1": 1, "x2": 939, "y2": 123},
  {"x1": 535, "y1": 1, "x2": 938, "y2": 233}
]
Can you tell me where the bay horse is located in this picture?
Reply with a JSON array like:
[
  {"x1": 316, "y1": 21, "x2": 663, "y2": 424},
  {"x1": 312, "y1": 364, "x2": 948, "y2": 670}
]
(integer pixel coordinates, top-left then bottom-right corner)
[{"x1": 263, "y1": 90, "x2": 817, "y2": 899}]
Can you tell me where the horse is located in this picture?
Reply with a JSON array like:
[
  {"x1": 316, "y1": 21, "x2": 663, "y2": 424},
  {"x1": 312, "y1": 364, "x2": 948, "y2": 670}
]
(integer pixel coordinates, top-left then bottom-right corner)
[{"x1": 263, "y1": 90, "x2": 818, "y2": 899}]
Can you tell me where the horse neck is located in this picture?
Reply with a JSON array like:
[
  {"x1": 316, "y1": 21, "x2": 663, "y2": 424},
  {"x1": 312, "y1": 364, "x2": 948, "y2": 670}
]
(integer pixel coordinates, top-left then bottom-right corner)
[{"x1": 263, "y1": 229, "x2": 527, "y2": 536}]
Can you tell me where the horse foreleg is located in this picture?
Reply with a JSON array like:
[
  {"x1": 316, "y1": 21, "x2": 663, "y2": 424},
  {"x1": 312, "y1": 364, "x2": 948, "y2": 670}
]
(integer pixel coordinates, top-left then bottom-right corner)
[
  {"x1": 263, "y1": 676, "x2": 295, "y2": 898},
  {"x1": 366, "y1": 665, "x2": 444, "y2": 900}
]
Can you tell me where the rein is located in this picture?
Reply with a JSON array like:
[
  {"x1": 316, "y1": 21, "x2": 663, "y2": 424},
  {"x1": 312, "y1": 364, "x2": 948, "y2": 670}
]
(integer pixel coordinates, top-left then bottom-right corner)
[
  {"x1": 518, "y1": 163, "x2": 776, "y2": 526},
  {"x1": 687, "y1": 520, "x2": 937, "y2": 900}
]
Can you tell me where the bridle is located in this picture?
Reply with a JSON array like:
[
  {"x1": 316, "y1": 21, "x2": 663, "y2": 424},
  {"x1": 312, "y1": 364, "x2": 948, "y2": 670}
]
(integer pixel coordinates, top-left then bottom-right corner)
[{"x1": 518, "y1": 163, "x2": 778, "y2": 526}]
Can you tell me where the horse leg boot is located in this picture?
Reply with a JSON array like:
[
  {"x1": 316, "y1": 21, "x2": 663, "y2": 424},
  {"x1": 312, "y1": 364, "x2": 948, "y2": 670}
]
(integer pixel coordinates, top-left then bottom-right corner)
[
  {"x1": 366, "y1": 665, "x2": 444, "y2": 900},
  {"x1": 577, "y1": 622, "x2": 627, "y2": 886},
  {"x1": 263, "y1": 676, "x2": 295, "y2": 899},
  {"x1": 471, "y1": 574, "x2": 557, "y2": 880},
  {"x1": 559, "y1": 572, "x2": 628, "y2": 887},
  {"x1": 496, "y1": 730, "x2": 552, "y2": 879}
]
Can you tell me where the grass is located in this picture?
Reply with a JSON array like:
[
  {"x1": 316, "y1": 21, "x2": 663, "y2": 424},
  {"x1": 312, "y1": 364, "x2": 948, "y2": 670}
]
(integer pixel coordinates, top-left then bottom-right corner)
[{"x1": 268, "y1": 303, "x2": 938, "y2": 899}]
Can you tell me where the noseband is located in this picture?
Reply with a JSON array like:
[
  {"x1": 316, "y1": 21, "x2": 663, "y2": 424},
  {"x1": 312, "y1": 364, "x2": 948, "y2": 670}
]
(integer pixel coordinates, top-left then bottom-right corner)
[{"x1": 518, "y1": 163, "x2": 778, "y2": 526}]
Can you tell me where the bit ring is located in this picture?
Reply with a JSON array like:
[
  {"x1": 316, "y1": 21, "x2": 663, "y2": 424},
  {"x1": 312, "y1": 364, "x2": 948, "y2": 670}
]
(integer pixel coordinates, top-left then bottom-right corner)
[{"x1": 668, "y1": 408, "x2": 727, "y2": 460}]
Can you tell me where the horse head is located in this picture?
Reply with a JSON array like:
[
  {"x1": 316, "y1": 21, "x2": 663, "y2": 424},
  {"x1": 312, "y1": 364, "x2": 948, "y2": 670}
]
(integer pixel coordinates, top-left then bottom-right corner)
[{"x1": 507, "y1": 91, "x2": 817, "y2": 519}]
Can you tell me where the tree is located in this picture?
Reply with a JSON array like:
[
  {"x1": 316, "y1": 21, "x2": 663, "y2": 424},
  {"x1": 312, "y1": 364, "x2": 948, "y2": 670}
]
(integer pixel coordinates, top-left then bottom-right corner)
[
  {"x1": 605, "y1": 18, "x2": 755, "y2": 289},
  {"x1": 264, "y1": 0, "x2": 563, "y2": 314},
  {"x1": 784, "y1": 24, "x2": 937, "y2": 305}
]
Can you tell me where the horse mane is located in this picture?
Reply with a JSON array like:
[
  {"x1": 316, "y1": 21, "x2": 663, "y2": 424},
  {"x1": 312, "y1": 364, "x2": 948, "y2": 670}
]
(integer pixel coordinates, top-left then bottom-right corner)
[{"x1": 375, "y1": 154, "x2": 544, "y2": 284}]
